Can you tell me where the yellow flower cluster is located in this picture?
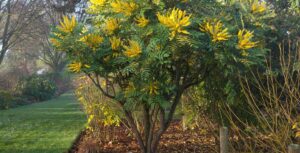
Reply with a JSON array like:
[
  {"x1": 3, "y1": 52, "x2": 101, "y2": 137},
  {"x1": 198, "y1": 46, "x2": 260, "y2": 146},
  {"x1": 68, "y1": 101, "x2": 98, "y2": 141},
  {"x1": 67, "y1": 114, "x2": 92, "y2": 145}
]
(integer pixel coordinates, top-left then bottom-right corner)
[
  {"x1": 50, "y1": 33, "x2": 63, "y2": 47},
  {"x1": 111, "y1": 0, "x2": 138, "y2": 16},
  {"x1": 110, "y1": 36, "x2": 121, "y2": 50},
  {"x1": 251, "y1": 1, "x2": 266, "y2": 14},
  {"x1": 90, "y1": 0, "x2": 105, "y2": 6},
  {"x1": 123, "y1": 40, "x2": 141, "y2": 58},
  {"x1": 88, "y1": 0, "x2": 106, "y2": 13},
  {"x1": 293, "y1": 122, "x2": 300, "y2": 138},
  {"x1": 199, "y1": 19, "x2": 231, "y2": 42},
  {"x1": 104, "y1": 18, "x2": 119, "y2": 35},
  {"x1": 50, "y1": 38, "x2": 60, "y2": 47},
  {"x1": 141, "y1": 82, "x2": 159, "y2": 95},
  {"x1": 145, "y1": 82, "x2": 159, "y2": 95},
  {"x1": 86, "y1": 114, "x2": 95, "y2": 130},
  {"x1": 157, "y1": 8, "x2": 191, "y2": 39},
  {"x1": 68, "y1": 62, "x2": 90, "y2": 73},
  {"x1": 58, "y1": 16, "x2": 77, "y2": 33},
  {"x1": 80, "y1": 34, "x2": 104, "y2": 50},
  {"x1": 68, "y1": 62, "x2": 82, "y2": 73},
  {"x1": 237, "y1": 29, "x2": 258, "y2": 50},
  {"x1": 135, "y1": 16, "x2": 149, "y2": 27}
]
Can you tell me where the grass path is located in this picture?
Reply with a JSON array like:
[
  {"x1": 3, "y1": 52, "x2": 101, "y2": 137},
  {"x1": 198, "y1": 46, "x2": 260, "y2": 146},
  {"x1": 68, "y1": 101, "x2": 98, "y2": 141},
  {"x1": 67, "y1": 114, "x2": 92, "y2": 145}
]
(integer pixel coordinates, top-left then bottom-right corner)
[{"x1": 0, "y1": 93, "x2": 86, "y2": 153}]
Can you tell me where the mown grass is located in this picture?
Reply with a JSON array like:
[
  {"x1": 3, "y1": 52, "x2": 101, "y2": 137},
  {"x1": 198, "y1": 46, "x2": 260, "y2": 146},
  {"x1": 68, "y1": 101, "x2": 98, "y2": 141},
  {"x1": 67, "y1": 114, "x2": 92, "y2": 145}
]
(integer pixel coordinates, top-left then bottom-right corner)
[{"x1": 0, "y1": 93, "x2": 86, "y2": 153}]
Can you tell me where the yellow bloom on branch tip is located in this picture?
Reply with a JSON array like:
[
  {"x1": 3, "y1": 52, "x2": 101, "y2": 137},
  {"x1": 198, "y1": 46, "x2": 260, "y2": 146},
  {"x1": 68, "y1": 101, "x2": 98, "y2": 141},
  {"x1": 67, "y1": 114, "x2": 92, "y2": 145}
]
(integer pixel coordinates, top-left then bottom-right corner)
[
  {"x1": 80, "y1": 34, "x2": 104, "y2": 50},
  {"x1": 157, "y1": 8, "x2": 191, "y2": 39},
  {"x1": 50, "y1": 33, "x2": 63, "y2": 47},
  {"x1": 58, "y1": 16, "x2": 76, "y2": 33},
  {"x1": 148, "y1": 82, "x2": 159, "y2": 95},
  {"x1": 68, "y1": 62, "x2": 90, "y2": 73},
  {"x1": 110, "y1": 36, "x2": 121, "y2": 50},
  {"x1": 199, "y1": 19, "x2": 231, "y2": 42},
  {"x1": 143, "y1": 82, "x2": 159, "y2": 95},
  {"x1": 88, "y1": 0, "x2": 106, "y2": 13},
  {"x1": 104, "y1": 18, "x2": 119, "y2": 35},
  {"x1": 124, "y1": 40, "x2": 142, "y2": 58},
  {"x1": 135, "y1": 16, "x2": 149, "y2": 27},
  {"x1": 111, "y1": 0, "x2": 137, "y2": 16},
  {"x1": 251, "y1": 2, "x2": 266, "y2": 14},
  {"x1": 68, "y1": 62, "x2": 82, "y2": 73},
  {"x1": 237, "y1": 29, "x2": 258, "y2": 50},
  {"x1": 50, "y1": 38, "x2": 60, "y2": 47}
]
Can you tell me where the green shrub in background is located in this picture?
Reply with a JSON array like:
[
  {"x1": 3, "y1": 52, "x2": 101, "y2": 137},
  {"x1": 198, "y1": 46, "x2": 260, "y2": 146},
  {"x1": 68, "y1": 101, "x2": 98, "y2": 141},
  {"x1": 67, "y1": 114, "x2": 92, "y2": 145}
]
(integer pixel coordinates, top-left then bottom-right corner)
[
  {"x1": 17, "y1": 75, "x2": 57, "y2": 101},
  {"x1": 0, "y1": 89, "x2": 13, "y2": 109}
]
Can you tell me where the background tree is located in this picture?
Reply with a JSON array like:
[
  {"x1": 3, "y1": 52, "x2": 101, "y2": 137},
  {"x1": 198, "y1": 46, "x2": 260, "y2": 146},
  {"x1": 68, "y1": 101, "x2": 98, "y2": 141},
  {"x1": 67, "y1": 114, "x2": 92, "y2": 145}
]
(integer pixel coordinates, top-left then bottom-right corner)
[{"x1": 0, "y1": 0, "x2": 45, "y2": 64}]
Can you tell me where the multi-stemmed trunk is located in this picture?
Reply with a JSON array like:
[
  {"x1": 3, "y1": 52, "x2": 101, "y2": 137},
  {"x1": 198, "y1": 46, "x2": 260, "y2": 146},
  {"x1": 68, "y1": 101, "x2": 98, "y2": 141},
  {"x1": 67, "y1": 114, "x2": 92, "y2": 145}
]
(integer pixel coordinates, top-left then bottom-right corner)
[
  {"x1": 123, "y1": 90, "x2": 184, "y2": 153},
  {"x1": 124, "y1": 109, "x2": 171, "y2": 153},
  {"x1": 86, "y1": 68, "x2": 204, "y2": 153}
]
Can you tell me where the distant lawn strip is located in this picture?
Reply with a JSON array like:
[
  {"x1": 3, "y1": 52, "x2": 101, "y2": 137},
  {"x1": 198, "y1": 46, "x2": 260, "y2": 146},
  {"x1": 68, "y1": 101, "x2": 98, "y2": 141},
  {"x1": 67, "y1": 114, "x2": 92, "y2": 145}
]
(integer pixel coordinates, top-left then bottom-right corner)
[{"x1": 0, "y1": 93, "x2": 86, "y2": 153}]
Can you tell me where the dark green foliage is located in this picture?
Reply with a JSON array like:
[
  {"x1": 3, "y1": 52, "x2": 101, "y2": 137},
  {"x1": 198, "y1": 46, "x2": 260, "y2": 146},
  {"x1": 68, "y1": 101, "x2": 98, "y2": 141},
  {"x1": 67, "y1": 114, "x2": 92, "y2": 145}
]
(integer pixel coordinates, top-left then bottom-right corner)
[
  {"x1": 17, "y1": 74, "x2": 57, "y2": 101},
  {"x1": 0, "y1": 89, "x2": 13, "y2": 109}
]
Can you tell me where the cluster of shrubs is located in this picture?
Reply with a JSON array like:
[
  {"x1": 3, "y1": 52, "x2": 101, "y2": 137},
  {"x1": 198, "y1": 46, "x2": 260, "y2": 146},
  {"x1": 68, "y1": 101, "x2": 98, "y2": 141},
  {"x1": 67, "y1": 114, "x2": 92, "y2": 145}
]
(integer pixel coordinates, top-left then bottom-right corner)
[
  {"x1": 0, "y1": 73, "x2": 70, "y2": 110},
  {"x1": 17, "y1": 75, "x2": 57, "y2": 101}
]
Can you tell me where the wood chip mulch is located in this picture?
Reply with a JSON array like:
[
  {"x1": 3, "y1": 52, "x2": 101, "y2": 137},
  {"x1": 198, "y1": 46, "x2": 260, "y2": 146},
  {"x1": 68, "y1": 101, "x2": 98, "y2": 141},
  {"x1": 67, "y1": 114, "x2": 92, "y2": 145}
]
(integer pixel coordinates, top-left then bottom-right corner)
[{"x1": 69, "y1": 121, "x2": 217, "y2": 153}]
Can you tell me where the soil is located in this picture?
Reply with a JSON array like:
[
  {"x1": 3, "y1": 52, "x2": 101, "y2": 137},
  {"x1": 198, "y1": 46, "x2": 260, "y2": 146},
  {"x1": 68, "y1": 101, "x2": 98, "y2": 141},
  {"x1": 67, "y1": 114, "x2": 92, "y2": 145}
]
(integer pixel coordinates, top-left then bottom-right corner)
[{"x1": 69, "y1": 121, "x2": 217, "y2": 153}]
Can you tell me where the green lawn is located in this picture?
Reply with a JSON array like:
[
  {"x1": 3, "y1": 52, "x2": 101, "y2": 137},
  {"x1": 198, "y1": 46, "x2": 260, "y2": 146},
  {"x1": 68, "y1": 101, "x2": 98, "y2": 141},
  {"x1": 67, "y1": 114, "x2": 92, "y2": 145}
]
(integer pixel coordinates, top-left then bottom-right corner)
[{"x1": 0, "y1": 93, "x2": 86, "y2": 153}]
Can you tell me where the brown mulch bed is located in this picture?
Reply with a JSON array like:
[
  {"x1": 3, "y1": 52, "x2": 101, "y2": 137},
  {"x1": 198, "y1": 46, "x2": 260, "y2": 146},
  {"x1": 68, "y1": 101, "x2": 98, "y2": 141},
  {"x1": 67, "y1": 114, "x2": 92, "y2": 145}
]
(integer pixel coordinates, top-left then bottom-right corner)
[{"x1": 69, "y1": 121, "x2": 217, "y2": 153}]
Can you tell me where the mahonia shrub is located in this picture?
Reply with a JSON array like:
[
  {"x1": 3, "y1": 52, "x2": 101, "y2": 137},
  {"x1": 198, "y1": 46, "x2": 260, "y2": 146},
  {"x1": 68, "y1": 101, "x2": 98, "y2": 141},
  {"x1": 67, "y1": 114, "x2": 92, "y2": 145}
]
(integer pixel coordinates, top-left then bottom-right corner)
[{"x1": 51, "y1": 0, "x2": 272, "y2": 152}]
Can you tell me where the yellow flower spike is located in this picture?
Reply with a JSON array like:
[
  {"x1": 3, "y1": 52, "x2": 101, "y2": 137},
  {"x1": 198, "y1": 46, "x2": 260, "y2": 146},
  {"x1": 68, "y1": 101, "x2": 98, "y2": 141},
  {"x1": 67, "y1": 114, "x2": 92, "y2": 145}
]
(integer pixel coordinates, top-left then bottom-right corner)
[
  {"x1": 80, "y1": 34, "x2": 104, "y2": 51},
  {"x1": 157, "y1": 8, "x2": 191, "y2": 40},
  {"x1": 251, "y1": 1, "x2": 266, "y2": 14},
  {"x1": 199, "y1": 19, "x2": 231, "y2": 42},
  {"x1": 84, "y1": 64, "x2": 91, "y2": 68},
  {"x1": 51, "y1": 32, "x2": 64, "y2": 45},
  {"x1": 68, "y1": 62, "x2": 82, "y2": 73},
  {"x1": 142, "y1": 82, "x2": 159, "y2": 95},
  {"x1": 148, "y1": 82, "x2": 159, "y2": 95},
  {"x1": 81, "y1": 26, "x2": 89, "y2": 34},
  {"x1": 123, "y1": 40, "x2": 142, "y2": 58},
  {"x1": 135, "y1": 16, "x2": 150, "y2": 27},
  {"x1": 110, "y1": 36, "x2": 122, "y2": 50},
  {"x1": 50, "y1": 38, "x2": 61, "y2": 47},
  {"x1": 111, "y1": 0, "x2": 138, "y2": 16},
  {"x1": 237, "y1": 29, "x2": 258, "y2": 50},
  {"x1": 88, "y1": 0, "x2": 106, "y2": 13},
  {"x1": 101, "y1": 80, "x2": 107, "y2": 87},
  {"x1": 88, "y1": 114, "x2": 94, "y2": 123},
  {"x1": 104, "y1": 18, "x2": 119, "y2": 35},
  {"x1": 90, "y1": 0, "x2": 106, "y2": 6},
  {"x1": 292, "y1": 123, "x2": 298, "y2": 129},
  {"x1": 58, "y1": 16, "x2": 77, "y2": 33}
]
